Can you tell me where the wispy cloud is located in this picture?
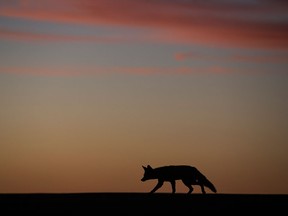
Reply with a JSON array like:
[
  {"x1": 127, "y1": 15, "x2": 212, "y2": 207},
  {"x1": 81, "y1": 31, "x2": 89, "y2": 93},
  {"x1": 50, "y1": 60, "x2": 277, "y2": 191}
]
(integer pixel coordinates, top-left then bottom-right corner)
[
  {"x1": 0, "y1": 0, "x2": 287, "y2": 49},
  {"x1": 0, "y1": 65, "x2": 274, "y2": 77},
  {"x1": 0, "y1": 27, "x2": 141, "y2": 43},
  {"x1": 231, "y1": 54, "x2": 288, "y2": 64},
  {"x1": 174, "y1": 51, "x2": 288, "y2": 64}
]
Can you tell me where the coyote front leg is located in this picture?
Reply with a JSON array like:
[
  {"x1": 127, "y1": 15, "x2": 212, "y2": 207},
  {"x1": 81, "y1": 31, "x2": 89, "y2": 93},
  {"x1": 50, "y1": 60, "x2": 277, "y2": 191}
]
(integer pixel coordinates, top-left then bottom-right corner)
[
  {"x1": 150, "y1": 179, "x2": 164, "y2": 193},
  {"x1": 170, "y1": 180, "x2": 176, "y2": 194}
]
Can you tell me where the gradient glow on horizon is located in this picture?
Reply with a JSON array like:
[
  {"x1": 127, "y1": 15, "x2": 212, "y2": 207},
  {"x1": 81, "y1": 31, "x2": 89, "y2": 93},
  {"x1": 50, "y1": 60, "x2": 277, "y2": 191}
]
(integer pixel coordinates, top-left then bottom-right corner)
[{"x1": 0, "y1": 0, "x2": 288, "y2": 194}]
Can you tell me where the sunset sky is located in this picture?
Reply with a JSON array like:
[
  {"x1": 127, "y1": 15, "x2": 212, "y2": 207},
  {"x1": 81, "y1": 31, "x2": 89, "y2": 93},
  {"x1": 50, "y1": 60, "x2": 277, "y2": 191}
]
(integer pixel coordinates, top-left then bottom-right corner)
[{"x1": 0, "y1": 0, "x2": 288, "y2": 194}]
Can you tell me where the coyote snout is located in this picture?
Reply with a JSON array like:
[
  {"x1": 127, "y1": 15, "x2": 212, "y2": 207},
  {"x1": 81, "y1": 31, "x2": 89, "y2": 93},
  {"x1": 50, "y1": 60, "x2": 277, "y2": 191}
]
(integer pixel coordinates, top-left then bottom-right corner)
[
  {"x1": 141, "y1": 176, "x2": 147, "y2": 182},
  {"x1": 141, "y1": 165, "x2": 217, "y2": 194}
]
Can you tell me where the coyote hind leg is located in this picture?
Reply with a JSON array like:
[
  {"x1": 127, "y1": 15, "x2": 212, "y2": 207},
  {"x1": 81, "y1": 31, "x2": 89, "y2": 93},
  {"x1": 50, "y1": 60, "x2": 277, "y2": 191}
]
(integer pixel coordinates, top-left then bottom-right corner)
[
  {"x1": 170, "y1": 180, "x2": 176, "y2": 194},
  {"x1": 200, "y1": 184, "x2": 206, "y2": 194},
  {"x1": 182, "y1": 179, "x2": 194, "y2": 194}
]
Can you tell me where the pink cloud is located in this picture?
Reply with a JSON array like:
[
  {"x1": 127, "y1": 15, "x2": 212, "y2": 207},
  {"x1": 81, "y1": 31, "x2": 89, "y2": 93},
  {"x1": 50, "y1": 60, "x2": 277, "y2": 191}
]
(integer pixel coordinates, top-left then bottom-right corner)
[
  {"x1": 174, "y1": 51, "x2": 288, "y2": 64},
  {"x1": 0, "y1": 66, "x2": 187, "y2": 76},
  {"x1": 0, "y1": 65, "x2": 269, "y2": 77},
  {"x1": 0, "y1": 66, "x2": 86, "y2": 76},
  {"x1": 174, "y1": 52, "x2": 207, "y2": 61},
  {"x1": 0, "y1": 0, "x2": 287, "y2": 49},
  {"x1": 0, "y1": 27, "x2": 135, "y2": 43},
  {"x1": 231, "y1": 55, "x2": 288, "y2": 63}
]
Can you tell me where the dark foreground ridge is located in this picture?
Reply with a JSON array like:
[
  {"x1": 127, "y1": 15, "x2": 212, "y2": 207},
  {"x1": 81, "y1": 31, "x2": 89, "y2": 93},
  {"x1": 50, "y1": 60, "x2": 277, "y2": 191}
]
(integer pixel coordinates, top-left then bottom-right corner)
[{"x1": 1, "y1": 193, "x2": 287, "y2": 214}]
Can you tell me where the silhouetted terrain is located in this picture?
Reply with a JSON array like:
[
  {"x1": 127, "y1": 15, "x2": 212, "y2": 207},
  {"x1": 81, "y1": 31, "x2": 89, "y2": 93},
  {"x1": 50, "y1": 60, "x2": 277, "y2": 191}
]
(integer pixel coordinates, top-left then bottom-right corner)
[{"x1": 1, "y1": 193, "x2": 287, "y2": 214}]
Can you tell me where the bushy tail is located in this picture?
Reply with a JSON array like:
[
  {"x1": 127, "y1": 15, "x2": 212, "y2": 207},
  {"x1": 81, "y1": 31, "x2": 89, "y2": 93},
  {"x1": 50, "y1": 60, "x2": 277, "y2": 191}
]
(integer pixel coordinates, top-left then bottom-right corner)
[
  {"x1": 203, "y1": 178, "x2": 217, "y2": 193},
  {"x1": 194, "y1": 167, "x2": 217, "y2": 193}
]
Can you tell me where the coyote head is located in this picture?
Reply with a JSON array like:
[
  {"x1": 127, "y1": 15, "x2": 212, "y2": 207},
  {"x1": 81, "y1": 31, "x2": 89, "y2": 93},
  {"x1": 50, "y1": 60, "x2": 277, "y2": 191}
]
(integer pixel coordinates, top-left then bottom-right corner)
[{"x1": 141, "y1": 165, "x2": 155, "y2": 181}]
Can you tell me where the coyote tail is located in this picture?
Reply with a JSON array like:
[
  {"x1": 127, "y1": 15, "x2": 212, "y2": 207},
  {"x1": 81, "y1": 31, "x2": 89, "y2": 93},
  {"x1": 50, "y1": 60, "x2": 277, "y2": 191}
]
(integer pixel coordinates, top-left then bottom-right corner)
[
  {"x1": 203, "y1": 177, "x2": 217, "y2": 193},
  {"x1": 195, "y1": 167, "x2": 217, "y2": 193}
]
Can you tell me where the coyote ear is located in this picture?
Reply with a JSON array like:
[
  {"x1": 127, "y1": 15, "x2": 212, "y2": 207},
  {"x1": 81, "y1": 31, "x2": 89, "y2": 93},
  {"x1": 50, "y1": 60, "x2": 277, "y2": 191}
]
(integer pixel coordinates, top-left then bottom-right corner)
[
  {"x1": 142, "y1": 165, "x2": 146, "y2": 170},
  {"x1": 147, "y1": 165, "x2": 152, "y2": 170}
]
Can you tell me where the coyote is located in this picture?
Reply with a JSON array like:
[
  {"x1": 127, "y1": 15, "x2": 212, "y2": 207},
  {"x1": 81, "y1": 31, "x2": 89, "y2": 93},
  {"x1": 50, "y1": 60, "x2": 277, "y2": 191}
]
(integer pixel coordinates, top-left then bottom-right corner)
[{"x1": 141, "y1": 165, "x2": 217, "y2": 194}]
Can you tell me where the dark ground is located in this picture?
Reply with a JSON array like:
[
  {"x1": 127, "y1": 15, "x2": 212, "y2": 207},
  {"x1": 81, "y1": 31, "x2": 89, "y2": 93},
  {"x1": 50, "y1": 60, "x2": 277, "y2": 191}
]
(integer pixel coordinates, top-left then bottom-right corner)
[{"x1": 0, "y1": 193, "x2": 287, "y2": 214}]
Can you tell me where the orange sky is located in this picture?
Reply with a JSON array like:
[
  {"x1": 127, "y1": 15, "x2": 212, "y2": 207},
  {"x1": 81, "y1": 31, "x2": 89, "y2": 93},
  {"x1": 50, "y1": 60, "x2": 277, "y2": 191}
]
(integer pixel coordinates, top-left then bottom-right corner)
[{"x1": 0, "y1": 0, "x2": 288, "y2": 194}]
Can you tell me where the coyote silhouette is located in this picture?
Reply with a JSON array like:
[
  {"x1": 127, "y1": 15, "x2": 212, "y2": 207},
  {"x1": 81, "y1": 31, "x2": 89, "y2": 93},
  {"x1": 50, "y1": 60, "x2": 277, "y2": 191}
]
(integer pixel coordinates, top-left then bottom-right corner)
[{"x1": 141, "y1": 165, "x2": 217, "y2": 194}]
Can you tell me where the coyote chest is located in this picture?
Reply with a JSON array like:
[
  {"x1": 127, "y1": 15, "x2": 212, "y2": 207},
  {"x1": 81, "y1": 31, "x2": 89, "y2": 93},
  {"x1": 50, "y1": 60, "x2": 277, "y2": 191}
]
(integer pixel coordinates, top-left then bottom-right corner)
[{"x1": 141, "y1": 165, "x2": 217, "y2": 194}]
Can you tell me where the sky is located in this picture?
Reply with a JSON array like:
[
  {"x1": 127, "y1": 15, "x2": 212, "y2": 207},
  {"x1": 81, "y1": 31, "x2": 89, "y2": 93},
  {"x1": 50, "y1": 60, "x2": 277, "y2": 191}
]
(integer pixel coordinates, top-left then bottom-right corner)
[{"x1": 0, "y1": 0, "x2": 288, "y2": 194}]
